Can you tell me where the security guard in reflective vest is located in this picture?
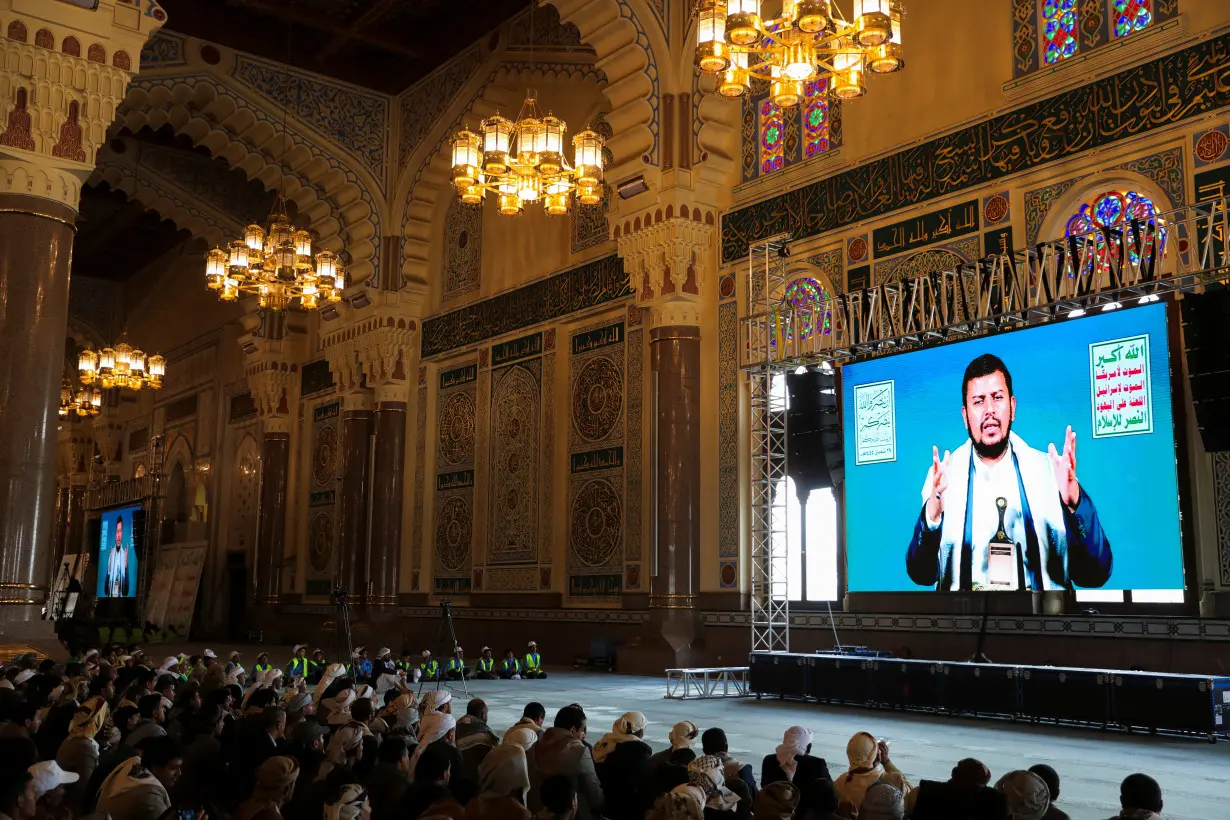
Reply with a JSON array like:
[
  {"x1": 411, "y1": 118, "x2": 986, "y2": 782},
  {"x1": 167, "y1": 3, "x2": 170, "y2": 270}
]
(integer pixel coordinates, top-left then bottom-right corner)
[
  {"x1": 307, "y1": 649, "x2": 325, "y2": 684},
  {"x1": 473, "y1": 646, "x2": 497, "y2": 679},
  {"x1": 284, "y1": 645, "x2": 310, "y2": 679},
  {"x1": 253, "y1": 651, "x2": 273, "y2": 676},
  {"x1": 445, "y1": 647, "x2": 468, "y2": 680},
  {"x1": 420, "y1": 650, "x2": 441, "y2": 681},
  {"x1": 500, "y1": 649, "x2": 522, "y2": 680},
  {"x1": 523, "y1": 640, "x2": 546, "y2": 679},
  {"x1": 396, "y1": 651, "x2": 415, "y2": 676}
]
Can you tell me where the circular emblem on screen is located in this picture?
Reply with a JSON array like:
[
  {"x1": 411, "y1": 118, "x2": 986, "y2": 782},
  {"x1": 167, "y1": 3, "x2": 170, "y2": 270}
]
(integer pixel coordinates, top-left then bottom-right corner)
[
  {"x1": 569, "y1": 478, "x2": 622, "y2": 567},
  {"x1": 438, "y1": 392, "x2": 475, "y2": 466},
  {"x1": 309, "y1": 513, "x2": 333, "y2": 575},
  {"x1": 572, "y1": 357, "x2": 623, "y2": 442},
  {"x1": 435, "y1": 495, "x2": 471, "y2": 571},
  {"x1": 847, "y1": 236, "x2": 868, "y2": 263},
  {"x1": 983, "y1": 194, "x2": 1009, "y2": 224},
  {"x1": 1196, "y1": 129, "x2": 1228, "y2": 164},
  {"x1": 312, "y1": 423, "x2": 338, "y2": 486}
]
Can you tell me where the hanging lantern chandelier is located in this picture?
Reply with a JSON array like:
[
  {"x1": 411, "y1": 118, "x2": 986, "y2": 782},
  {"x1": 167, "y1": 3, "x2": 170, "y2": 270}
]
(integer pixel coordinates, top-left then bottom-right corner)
[
  {"x1": 78, "y1": 333, "x2": 166, "y2": 392},
  {"x1": 59, "y1": 378, "x2": 102, "y2": 419},
  {"x1": 695, "y1": 0, "x2": 904, "y2": 107},
  {"x1": 204, "y1": 196, "x2": 345, "y2": 311},
  {"x1": 449, "y1": 92, "x2": 606, "y2": 216}
]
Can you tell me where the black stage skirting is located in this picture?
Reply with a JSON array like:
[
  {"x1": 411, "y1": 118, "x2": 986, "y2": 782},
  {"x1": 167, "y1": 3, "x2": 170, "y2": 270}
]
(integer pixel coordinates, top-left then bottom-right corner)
[{"x1": 749, "y1": 652, "x2": 1230, "y2": 741}]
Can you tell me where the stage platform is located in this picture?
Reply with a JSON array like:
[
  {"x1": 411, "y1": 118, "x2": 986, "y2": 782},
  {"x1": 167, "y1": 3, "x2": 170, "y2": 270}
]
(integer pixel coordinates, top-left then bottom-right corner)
[
  {"x1": 750, "y1": 652, "x2": 1230, "y2": 743},
  {"x1": 18, "y1": 642, "x2": 1228, "y2": 820}
]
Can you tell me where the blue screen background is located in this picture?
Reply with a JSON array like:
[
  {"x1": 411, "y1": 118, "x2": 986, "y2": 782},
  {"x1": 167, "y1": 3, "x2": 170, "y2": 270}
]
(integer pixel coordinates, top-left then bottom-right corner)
[
  {"x1": 97, "y1": 505, "x2": 139, "y2": 598},
  {"x1": 840, "y1": 302, "x2": 1183, "y2": 592}
]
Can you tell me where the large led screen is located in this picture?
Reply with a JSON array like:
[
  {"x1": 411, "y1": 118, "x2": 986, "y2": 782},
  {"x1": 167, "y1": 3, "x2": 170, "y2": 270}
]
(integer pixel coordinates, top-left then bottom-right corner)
[
  {"x1": 98, "y1": 505, "x2": 141, "y2": 598},
  {"x1": 841, "y1": 302, "x2": 1182, "y2": 593}
]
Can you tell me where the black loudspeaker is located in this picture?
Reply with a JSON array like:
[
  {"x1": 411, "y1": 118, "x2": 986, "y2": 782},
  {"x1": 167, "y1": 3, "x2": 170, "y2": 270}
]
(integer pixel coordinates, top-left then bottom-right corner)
[
  {"x1": 786, "y1": 369, "x2": 844, "y2": 492},
  {"x1": 1182, "y1": 290, "x2": 1230, "y2": 452}
]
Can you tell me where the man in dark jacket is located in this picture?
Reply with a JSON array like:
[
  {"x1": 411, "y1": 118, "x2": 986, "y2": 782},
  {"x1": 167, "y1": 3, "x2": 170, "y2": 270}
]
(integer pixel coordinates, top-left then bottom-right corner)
[
  {"x1": 760, "y1": 727, "x2": 830, "y2": 792},
  {"x1": 528, "y1": 706, "x2": 603, "y2": 820},
  {"x1": 362, "y1": 737, "x2": 411, "y2": 820},
  {"x1": 903, "y1": 757, "x2": 991, "y2": 820},
  {"x1": 592, "y1": 712, "x2": 651, "y2": 820},
  {"x1": 456, "y1": 699, "x2": 499, "y2": 778}
]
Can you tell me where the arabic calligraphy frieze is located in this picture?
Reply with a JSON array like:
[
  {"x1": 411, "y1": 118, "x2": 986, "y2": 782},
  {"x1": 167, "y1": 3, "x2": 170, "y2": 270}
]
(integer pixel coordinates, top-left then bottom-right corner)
[
  {"x1": 872, "y1": 199, "x2": 979, "y2": 258},
  {"x1": 439, "y1": 363, "x2": 478, "y2": 390},
  {"x1": 722, "y1": 33, "x2": 1230, "y2": 263},
  {"x1": 571, "y1": 322, "x2": 624, "y2": 356},
  {"x1": 570, "y1": 446, "x2": 624, "y2": 475},
  {"x1": 421, "y1": 254, "x2": 631, "y2": 358},
  {"x1": 491, "y1": 333, "x2": 543, "y2": 367},
  {"x1": 436, "y1": 470, "x2": 475, "y2": 491}
]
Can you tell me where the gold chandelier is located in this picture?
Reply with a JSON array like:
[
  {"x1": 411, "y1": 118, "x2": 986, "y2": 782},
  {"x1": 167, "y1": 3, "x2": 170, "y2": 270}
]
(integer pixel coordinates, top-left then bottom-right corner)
[
  {"x1": 695, "y1": 0, "x2": 904, "y2": 107},
  {"x1": 204, "y1": 196, "x2": 345, "y2": 311},
  {"x1": 78, "y1": 333, "x2": 166, "y2": 391},
  {"x1": 449, "y1": 92, "x2": 606, "y2": 216},
  {"x1": 59, "y1": 378, "x2": 102, "y2": 419}
]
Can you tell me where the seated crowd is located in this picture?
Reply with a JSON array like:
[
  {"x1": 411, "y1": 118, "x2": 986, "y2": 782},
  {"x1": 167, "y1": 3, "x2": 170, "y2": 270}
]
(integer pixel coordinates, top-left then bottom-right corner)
[{"x1": 0, "y1": 646, "x2": 1166, "y2": 820}]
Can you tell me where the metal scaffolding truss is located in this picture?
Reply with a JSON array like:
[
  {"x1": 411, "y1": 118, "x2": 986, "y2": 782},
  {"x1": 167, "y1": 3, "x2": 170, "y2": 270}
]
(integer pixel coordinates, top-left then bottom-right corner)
[{"x1": 747, "y1": 234, "x2": 792, "y2": 654}]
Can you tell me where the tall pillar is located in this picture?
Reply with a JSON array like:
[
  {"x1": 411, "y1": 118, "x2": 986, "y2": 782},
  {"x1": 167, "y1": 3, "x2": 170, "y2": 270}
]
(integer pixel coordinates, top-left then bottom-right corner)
[
  {"x1": 650, "y1": 325, "x2": 702, "y2": 612},
  {"x1": 256, "y1": 420, "x2": 291, "y2": 605},
  {"x1": 0, "y1": 2, "x2": 164, "y2": 631},
  {"x1": 246, "y1": 350, "x2": 300, "y2": 607},
  {"x1": 370, "y1": 384, "x2": 407, "y2": 606},
  {"x1": 338, "y1": 391, "x2": 374, "y2": 601}
]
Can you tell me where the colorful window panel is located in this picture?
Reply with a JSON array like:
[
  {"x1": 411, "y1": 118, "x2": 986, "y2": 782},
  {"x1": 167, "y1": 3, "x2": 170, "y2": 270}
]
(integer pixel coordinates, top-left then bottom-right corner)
[
  {"x1": 1112, "y1": 0, "x2": 1152, "y2": 38},
  {"x1": 759, "y1": 99, "x2": 785, "y2": 175},
  {"x1": 1041, "y1": 0, "x2": 1079, "y2": 65},
  {"x1": 779, "y1": 277, "x2": 832, "y2": 342},
  {"x1": 1063, "y1": 190, "x2": 1166, "y2": 278},
  {"x1": 802, "y1": 79, "x2": 830, "y2": 159}
]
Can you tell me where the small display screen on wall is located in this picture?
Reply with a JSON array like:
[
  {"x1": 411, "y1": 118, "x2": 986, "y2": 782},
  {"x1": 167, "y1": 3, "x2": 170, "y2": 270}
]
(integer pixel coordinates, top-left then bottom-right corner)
[
  {"x1": 840, "y1": 302, "x2": 1182, "y2": 593},
  {"x1": 97, "y1": 505, "x2": 144, "y2": 598}
]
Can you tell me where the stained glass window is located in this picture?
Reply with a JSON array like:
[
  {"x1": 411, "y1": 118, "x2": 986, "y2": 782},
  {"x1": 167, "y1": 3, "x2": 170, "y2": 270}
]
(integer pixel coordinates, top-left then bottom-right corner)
[
  {"x1": 1064, "y1": 190, "x2": 1166, "y2": 278},
  {"x1": 1112, "y1": 0, "x2": 1152, "y2": 37},
  {"x1": 759, "y1": 99, "x2": 785, "y2": 175},
  {"x1": 802, "y1": 79, "x2": 830, "y2": 159},
  {"x1": 780, "y1": 277, "x2": 832, "y2": 340},
  {"x1": 1041, "y1": 0, "x2": 1079, "y2": 65}
]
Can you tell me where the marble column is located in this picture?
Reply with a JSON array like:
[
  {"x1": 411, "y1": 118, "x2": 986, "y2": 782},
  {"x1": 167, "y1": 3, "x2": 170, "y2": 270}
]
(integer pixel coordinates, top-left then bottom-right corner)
[
  {"x1": 0, "y1": 195, "x2": 76, "y2": 624},
  {"x1": 650, "y1": 325, "x2": 702, "y2": 646},
  {"x1": 338, "y1": 393, "x2": 374, "y2": 601},
  {"x1": 256, "y1": 422, "x2": 291, "y2": 605},
  {"x1": 369, "y1": 389, "x2": 406, "y2": 606}
]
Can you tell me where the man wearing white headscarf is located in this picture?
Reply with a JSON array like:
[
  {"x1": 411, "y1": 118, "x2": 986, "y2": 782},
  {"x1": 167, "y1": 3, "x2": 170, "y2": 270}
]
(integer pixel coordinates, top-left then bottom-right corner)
[
  {"x1": 995, "y1": 771, "x2": 1050, "y2": 820},
  {"x1": 317, "y1": 724, "x2": 367, "y2": 783},
  {"x1": 379, "y1": 692, "x2": 419, "y2": 736},
  {"x1": 761, "y1": 727, "x2": 831, "y2": 792},
  {"x1": 420, "y1": 689, "x2": 453, "y2": 716},
  {"x1": 687, "y1": 755, "x2": 741, "y2": 813},
  {"x1": 314, "y1": 663, "x2": 347, "y2": 704},
  {"x1": 833, "y1": 732, "x2": 910, "y2": 812},
  {"x1": 859, "y1": 781, "x2": 905, "y2": 820},
  {"x1": 324, "y1": 782, "x2": 371, "y2": 820},
  {"x1": 648, "y1": 721, "x2": 699, "y2": 767},
  {"x1": 409, "y1": 711, "x2": 458, "y2": 775},
  {"x1": 501, "y1": 727, "x2": 538, "y2": 751},
  {"x1": 466, "y1": 744, "x2": 532, "y2": 820},
  {"x1": 592, "y1": 712, "x2": 651, "y2": 820}
]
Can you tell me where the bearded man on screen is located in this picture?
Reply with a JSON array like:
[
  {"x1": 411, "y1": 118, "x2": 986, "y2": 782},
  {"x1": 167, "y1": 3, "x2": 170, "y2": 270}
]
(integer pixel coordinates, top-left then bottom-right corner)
[
  {"x1": 105, "y1": 517, "x2": 129, "y2": 597},
  {"x1": 905, "y1": 353, "x2": 1112, "y2": 591}
]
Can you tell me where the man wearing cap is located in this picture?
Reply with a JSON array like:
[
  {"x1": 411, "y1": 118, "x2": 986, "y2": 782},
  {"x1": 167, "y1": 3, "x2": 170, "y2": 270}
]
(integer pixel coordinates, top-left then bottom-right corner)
[
  {"x1": 285, "y1": 646, "x2": 310, "y2": 679},
  {"x1": 203, "y1": 649, "x2": 218, "y2": 667},
  {"x1": 235, "y1": 756, "x2": 300, "y2": 820},
  {"x1": 445, "y1": 648, "x2": 468, "y2": 681},
  {"x1": 251, "y1": 652, "x2": 272, "y2": 676},
  {"x1": 524, "y1": 641, "x2": 547, "y2": 679},
  {"x1": 472, "y1": 647, "x2": 498, "y2": 680},
  {"x1": 395, "y1": 651, "x2": 415, "y2": 677},
  {"x1": 289, "y1": 721, "x2": 330, "y2": 787},
  {"x1": 419, "y1": 651, "x2": 441, "y2": 682},
  {"x1": 500, "y1": 649, "x2": 522, "y2": 680},
  {"x1": 352, "y1": 647, "x2": 374, "y2": 681},
  {"x1": 28, "y1": 760, "x2": 79, "y2": 818}
]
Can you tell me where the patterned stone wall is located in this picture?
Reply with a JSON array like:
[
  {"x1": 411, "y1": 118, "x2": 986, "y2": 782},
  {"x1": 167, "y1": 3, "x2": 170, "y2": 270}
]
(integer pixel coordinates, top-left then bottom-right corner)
[
  {"x1": 567, "y1": 319, "x2": 626, "y2": 600},
  {"x1": 717, "y1": 299, "x2": 739, "y2": 590},
  {"x1": 486, "y1": 334, "x2": 543, "y2": 571},
  {"x1": 443, "y1": 199, "x2": 482, "y2": 302},
  {"x1": 411, "y1": 375, "x2": 427, "y2": 592},
  {"x1": 306, "y1": 400, "x2": 340, "y2": 592},
  {"x1": 624, "y1": 317, "x2": 643, "y2": 592},
  {"x1": 434, "y1": 363, "x2": 478, "y2": 594}
]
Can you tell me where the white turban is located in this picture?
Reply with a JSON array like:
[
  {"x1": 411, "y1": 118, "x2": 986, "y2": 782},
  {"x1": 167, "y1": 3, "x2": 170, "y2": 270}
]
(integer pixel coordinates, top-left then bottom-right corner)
[
  {"x1": 314, "y1": 663, "x2": 346, "y2": 702},
  {"x1": 669, "y1": 720, "x2": 699, "y2": 750},
  {"x1": 325, "y1": 724, "x2": 366, "y2": 766},
  {"x1": 995, "y1": 771, "x2": 1050, "y2": 820},
  {"x1": 421, "y1": 689, "x2": 452, "y2": 713},
  {"x1": 409, "y1": 711, "x2": 456, "y2": 773},
  {"x1": 777, "y1": 726, "x2": 813, "y2": 778},
  {"x1": 502, "y1": 727, "x2": 538, "y2": 751},
  {"x1": 159, "y1": 656, "x2": 178, "y2": 673},
  {"x1": 324, "y1": 783, "x2": 368, "y2": 820}
]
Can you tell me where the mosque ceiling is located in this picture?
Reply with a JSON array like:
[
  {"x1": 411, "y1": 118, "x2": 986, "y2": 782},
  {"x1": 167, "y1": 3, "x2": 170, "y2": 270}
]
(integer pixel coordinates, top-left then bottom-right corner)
[{"x1": 157, "y1": 0, "x2": 532, "y2": 93}]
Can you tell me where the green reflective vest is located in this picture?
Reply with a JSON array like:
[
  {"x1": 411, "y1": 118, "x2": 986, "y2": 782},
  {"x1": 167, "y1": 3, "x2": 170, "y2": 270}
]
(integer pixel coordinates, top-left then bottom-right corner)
[
  {"x1": 477, "y1": 658, "x2": 494, "y2": 672},
  {"x1": 421, "y1": 660, "x2": 439, "y2": 676},
  {"x1": 525, "y1": 652, "x2": 542, "y2": 670}
]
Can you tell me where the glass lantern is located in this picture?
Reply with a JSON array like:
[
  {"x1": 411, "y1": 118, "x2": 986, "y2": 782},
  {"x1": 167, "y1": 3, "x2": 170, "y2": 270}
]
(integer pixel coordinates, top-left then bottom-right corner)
[
  {"x1": 450, "y1": 129, "x2": 482, "y2": 186},
  {"x1": 573, "y1": 130, "x2": 604, "y2": 187},
  {"x1": 482, "y1": 115, "x2": 513, "y2": 175}
]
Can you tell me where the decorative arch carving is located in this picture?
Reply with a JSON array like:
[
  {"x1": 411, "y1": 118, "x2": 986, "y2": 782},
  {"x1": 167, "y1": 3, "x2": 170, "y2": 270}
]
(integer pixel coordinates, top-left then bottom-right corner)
[
  {"x1": 120, "y1": 79, "x2": 379, "y2": 283},
  {"x1": 1038, "y1": 172, "x2": 1176, "y2": 246}
]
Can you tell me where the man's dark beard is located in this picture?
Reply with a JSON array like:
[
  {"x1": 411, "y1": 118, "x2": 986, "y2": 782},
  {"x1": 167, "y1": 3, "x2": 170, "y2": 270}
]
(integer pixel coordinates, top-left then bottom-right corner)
[{"x1": 971, "y1": 423, "x2": 1010, "y2": 460}]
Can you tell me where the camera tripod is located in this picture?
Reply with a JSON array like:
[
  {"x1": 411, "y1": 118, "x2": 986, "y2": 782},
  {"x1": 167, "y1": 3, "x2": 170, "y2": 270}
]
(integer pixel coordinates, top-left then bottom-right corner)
[
  {"x1": 418, "y1": 601, "x2": 470, "y2": 700},
  {"x1": 332, "y1": 586, "x2": 355, "y2": 665}
]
